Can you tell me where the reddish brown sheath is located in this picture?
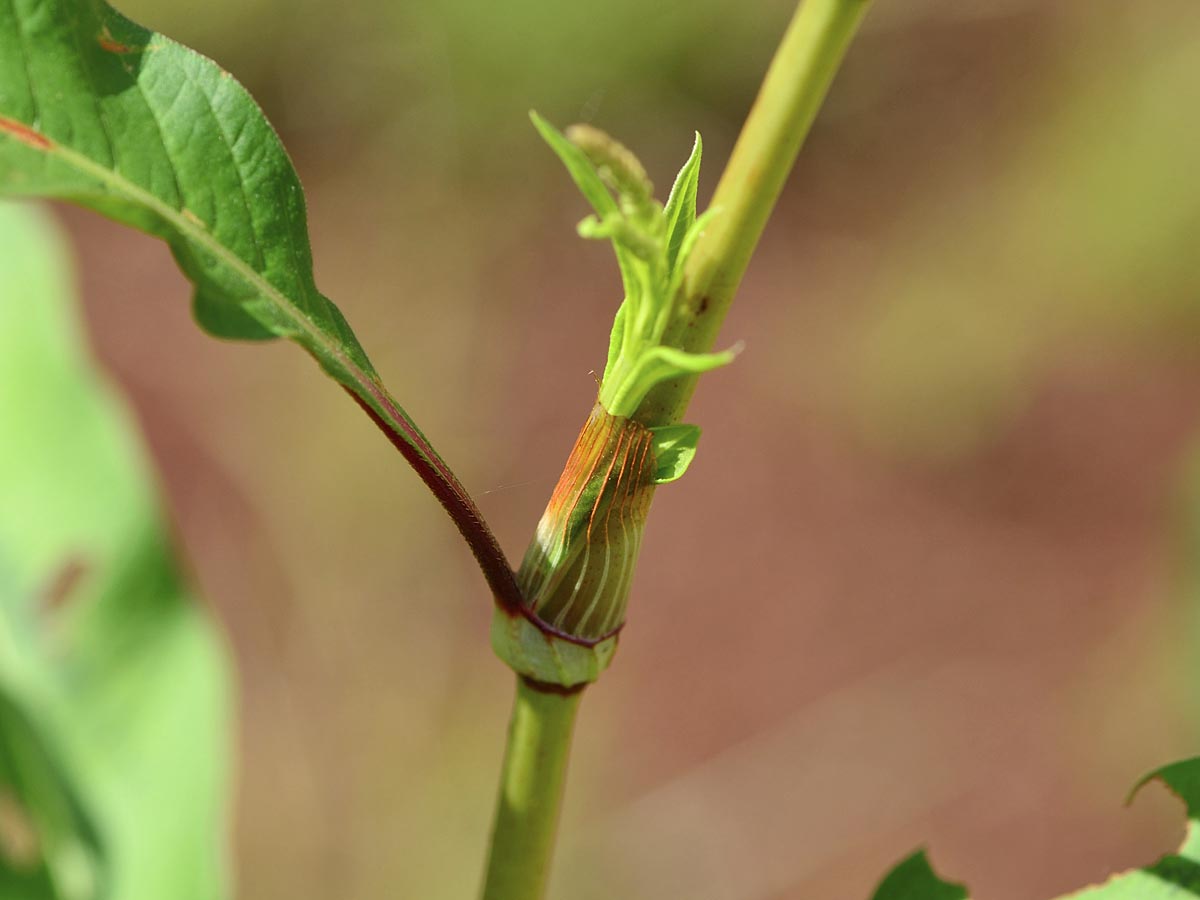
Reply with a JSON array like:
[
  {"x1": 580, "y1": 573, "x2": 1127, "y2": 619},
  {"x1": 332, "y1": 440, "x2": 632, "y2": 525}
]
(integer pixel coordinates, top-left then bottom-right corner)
[{"x1": 517, "y1": 403, "x2": 657, "y2": 641}]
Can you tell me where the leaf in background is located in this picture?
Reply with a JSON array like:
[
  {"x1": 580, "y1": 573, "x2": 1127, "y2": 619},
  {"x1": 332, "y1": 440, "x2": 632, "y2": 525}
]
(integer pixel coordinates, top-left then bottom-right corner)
[
  {"x1": 870, "y1": 757, "x2": 1200, "y2": 900},
  {"x1": 0, "y1": 201, "x2": 230, "y2": 900},
  {"x1": 0, "y1": 691, "x2": 106, "y2": 900},
  {"x1": 868, "y1": 850, "x2": 966, "y2": 900},
  {"x1": 0, "y1": 0, "x2": 519, "y2": 609}
]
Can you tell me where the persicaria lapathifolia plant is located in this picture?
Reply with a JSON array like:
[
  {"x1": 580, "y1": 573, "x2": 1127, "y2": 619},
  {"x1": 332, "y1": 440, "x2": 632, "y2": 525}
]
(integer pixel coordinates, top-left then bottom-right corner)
[
  {"x1": 492, "y1": 115, "x2": 738, "y2": 685},
  {"x1": 6, "y1": 1, "x2": 1200, "y2": 900}
]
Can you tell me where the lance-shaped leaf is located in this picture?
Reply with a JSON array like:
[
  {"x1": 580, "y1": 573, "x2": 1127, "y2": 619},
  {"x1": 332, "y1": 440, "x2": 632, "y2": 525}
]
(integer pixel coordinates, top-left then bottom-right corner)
[
  {"x1": 662, "y1": 132, "x2": 701, "y2": 272},
  {"x1": 0, "y1": 0, "x2": 519, "y2": 609}
]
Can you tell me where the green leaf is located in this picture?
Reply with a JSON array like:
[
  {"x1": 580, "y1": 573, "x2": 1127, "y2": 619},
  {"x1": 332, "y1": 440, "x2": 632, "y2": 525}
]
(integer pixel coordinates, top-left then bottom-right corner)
[
  {"x1": 0, "y1": 202, "x2": 231, "y2": 900},
  {"x1": 869, "y1": 850, "x2": 967, "y2": 900},
  {"x1": 872, "y1": 757, "x2": 1200, "y2": 900},
  {"x1": 662, "y1": 132, "x2": 702, "y2": 272},
  {"x1": 0, "y1": 692, "x2": 105, "y2": 900},
  {"x1": 649, "y1": 423, "x2": 701, "y2": 484},
  {"x1": 605, "y1": 343, "x2": 740, "y2": 418},
  {"x1": 0, "y1": 0, "x2": 520, "y2": 611},
  {"x1": 667, "y1": 206, "x2": 721, "y2": 301},
  {"x1": 1064, "y1": 759, "x2": 1200, "y2": 899},
  {"x1": 604, "y1": 304, "x2": 627, "y2": 378},
  {"x1": 0, "y1": 853, "x2": 58, "y2": 900},
  {"x1": 533, "y1": 116, "x2": 735, "y2": 419},
  {"x1": 530, "y1": 111, "x2": 620, "y2": 220},
  {"x1": 532, "y1": 111, "x2": 651, "y2": 323}
]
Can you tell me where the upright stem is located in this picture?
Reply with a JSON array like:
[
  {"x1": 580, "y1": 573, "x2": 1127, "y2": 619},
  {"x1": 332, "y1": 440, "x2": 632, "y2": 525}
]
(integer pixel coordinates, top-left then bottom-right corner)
[
  {"x1": 637, "y1": 0, "x2": 873, "y2": 427},
  {"x1": 480, "y1": 679, "x2": 583, "y2": 900},
  {"x1": 481, "y1": 1, "x2": 873, "y2": 896}
]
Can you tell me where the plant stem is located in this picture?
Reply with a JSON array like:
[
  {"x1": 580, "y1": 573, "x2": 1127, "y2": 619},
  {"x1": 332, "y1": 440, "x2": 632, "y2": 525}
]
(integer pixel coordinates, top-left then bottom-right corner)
[
  {"x1": 481, "y1": 0, "x2": 873, "y2": 895},
  {"x1": 637, "y1": 0, "x2": 874, "y2": 427},
  {"x1": 480, "y1": 678, "x2": 583, "y2": 900}
]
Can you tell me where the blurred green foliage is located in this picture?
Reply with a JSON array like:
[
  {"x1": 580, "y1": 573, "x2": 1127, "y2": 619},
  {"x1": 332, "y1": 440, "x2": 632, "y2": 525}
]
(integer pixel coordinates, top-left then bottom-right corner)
[{"x1": 0, "y1": 203, "x2": 231, "y2": 900}]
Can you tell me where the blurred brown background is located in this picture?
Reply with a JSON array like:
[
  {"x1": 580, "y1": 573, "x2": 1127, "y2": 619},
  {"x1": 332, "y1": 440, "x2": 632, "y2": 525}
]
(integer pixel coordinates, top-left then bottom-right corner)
[{"x1": 51, "y1": 0, "x2": 1200, "y2": 897}]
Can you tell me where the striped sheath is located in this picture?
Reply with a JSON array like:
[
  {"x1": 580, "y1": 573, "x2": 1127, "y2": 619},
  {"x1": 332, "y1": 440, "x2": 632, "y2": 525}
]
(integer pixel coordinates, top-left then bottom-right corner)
[{"x1": 517, "y1": 403, "x2": 657, "y2": 641}]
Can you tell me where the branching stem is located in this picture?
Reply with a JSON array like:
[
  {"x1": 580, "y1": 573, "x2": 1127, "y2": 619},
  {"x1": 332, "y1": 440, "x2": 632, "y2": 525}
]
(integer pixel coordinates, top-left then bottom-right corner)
[{"x1": 480, "y1": 0, "x2": 873, "y2": 896}]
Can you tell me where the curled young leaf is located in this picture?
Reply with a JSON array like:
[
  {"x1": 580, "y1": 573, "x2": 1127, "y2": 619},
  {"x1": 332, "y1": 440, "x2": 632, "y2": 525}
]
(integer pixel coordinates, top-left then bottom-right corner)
[
  {"x1": 532, "y1": 115, "x2": 737, "y2": 421},
  {"x1": 564, "y1": 123, "x2": 655, "y2": 211}
]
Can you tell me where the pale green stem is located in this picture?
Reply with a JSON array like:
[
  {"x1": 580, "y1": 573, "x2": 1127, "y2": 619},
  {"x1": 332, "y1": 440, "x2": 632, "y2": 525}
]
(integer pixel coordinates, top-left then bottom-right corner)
[
  {"x1": 480, "y1": 678, "x2": 583, "y2": 900},
  {"x1": 637, "y1": 0, "x2": 874, "y2": 427},
  {"x1": 481, "y1": 0, "x2": 873, "y2": 895}
]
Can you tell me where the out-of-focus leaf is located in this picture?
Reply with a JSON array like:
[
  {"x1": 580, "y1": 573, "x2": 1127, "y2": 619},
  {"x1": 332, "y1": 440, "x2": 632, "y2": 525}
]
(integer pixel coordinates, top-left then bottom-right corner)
[
  {"x1": 872, "y1": 757, "x2": 1200, "y2": 900},
  {"x1": 0, "y1": 0, "x2": 497, "y2": 578},
  {"x1": 868, "y1": 850, "x2": 967, "y2": 900},
  {"x1": 0, "y1": 691, "x2": 106, "y2": 900},
  {"x1": 0, "y1": 201, "x2": 231, "y2": 900}
]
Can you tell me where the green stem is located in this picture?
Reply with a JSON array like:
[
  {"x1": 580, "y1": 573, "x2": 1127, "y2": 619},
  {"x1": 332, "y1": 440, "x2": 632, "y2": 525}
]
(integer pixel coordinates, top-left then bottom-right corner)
[
  {"x1": 637, "y1": 0, "x2": 873, "y2": 427},
  {"x1": 480, "y1": 678, "x2": 583, "y2": 900},
  {"x1": 481, "y1": 0, "x2": 873, "y2": 894}
]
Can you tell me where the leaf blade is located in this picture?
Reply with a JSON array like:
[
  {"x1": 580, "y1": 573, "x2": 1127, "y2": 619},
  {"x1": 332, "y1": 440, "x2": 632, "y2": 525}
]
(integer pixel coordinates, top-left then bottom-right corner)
[
  {"x1": 0, "y1": 0, "x2": 521, "y2": 608},
  {"x1": 662, "y1": 132, "x2": 702, "y2": 272}
]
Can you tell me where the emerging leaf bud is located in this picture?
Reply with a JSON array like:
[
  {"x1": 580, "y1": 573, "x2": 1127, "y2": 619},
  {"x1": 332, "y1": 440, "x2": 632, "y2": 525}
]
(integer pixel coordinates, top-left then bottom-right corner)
[
  {"x1": 565, "y1": 124, "x2": 654, "y2": 211},
  {"x1": 493, "y1": 116, "x2": 729, "y2": 687}
]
